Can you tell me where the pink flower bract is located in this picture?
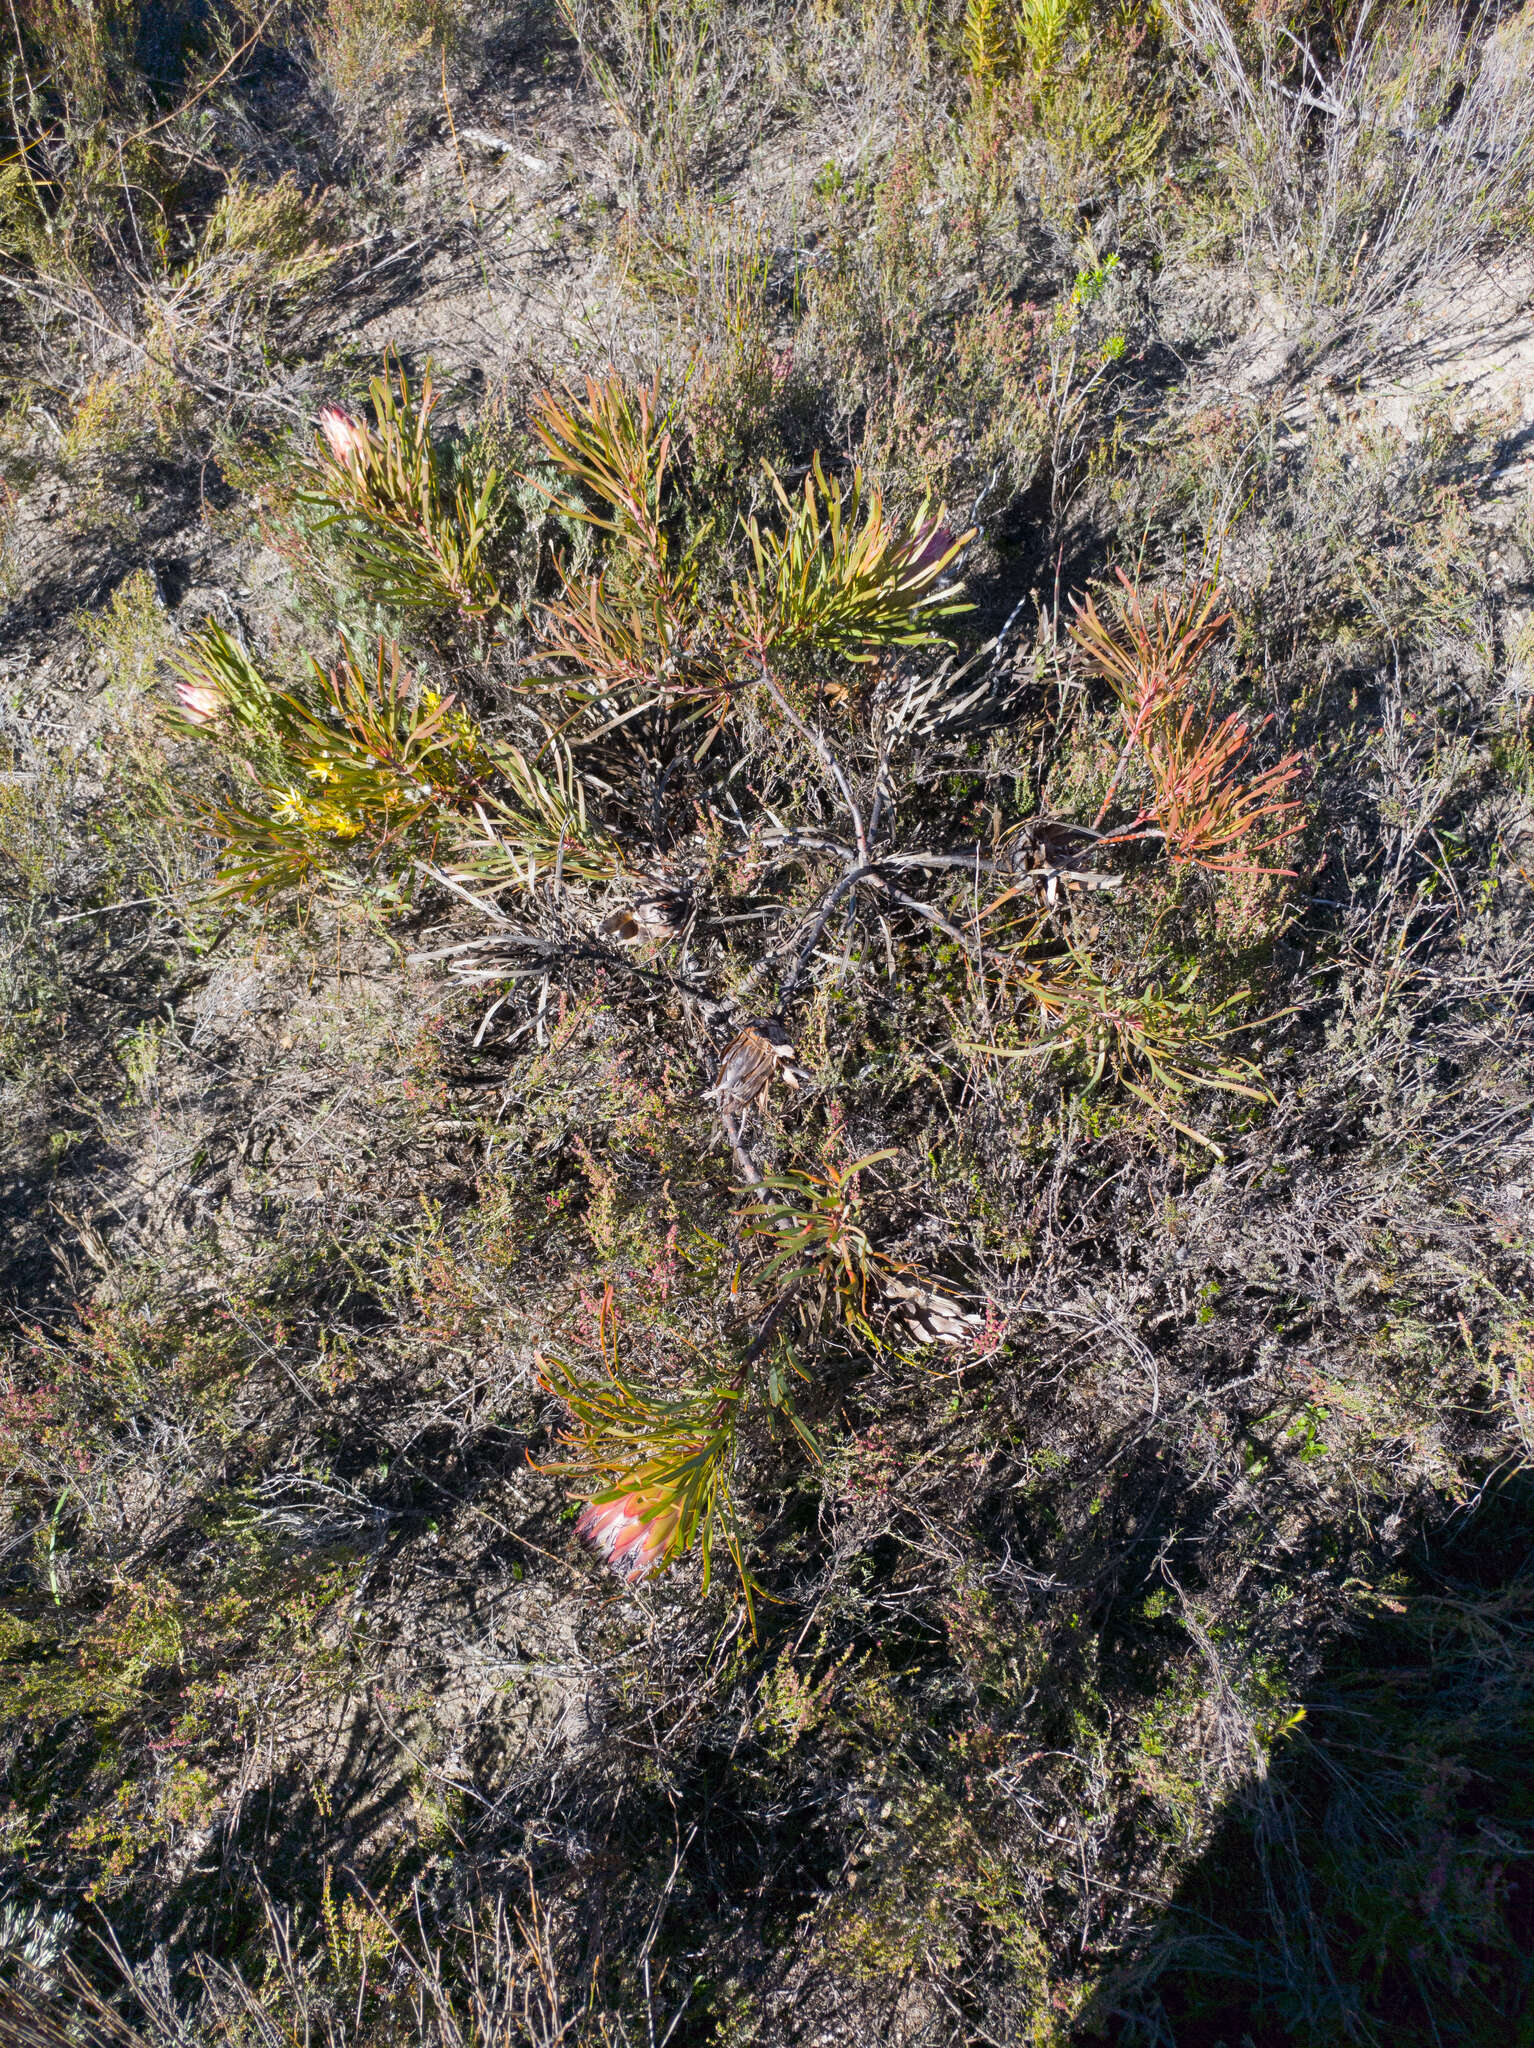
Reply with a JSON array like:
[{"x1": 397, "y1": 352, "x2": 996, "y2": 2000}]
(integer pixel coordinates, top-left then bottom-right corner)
[
  {"x1": 907, "y1": 520, "x2": 957, "y2": 579},
  {"x1": 576, "y1": 1493, "x2": 680, "y2": 1582},
  {"x1": 175, "y1": 679, "x2": 222, "y2": 726},
  {"x1": 318, "y1": 404, "x2": 372, "y2": 471}
]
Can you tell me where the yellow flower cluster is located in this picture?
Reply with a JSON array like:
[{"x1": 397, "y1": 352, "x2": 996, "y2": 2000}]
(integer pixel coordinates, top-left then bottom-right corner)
[{"x1": 271, "y1": 787, "x2": 363, "y2": 840}]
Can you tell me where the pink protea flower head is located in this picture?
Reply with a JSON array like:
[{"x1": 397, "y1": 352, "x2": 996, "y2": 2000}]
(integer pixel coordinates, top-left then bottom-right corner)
[
  {"x1": 907, "y1": 519, "x2": 957, "y2": 579},
  {"x1": 576, "y1": 1491, "x2": 681, "y2": 1583},
  {"x1": 317, "y1": 404, "x2": 372, "y2": 471},
  {"x1": 174, "y1": 678, "x2": 222, "y2": 726}
]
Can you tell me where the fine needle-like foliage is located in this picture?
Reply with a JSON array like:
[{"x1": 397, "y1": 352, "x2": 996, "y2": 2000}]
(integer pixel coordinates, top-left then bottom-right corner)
[
  {"x1": 1069, "y1": 571, "x2": 1229, "y2": 740},
  {"x1": 527, "y1": 377, "x2": 977, "y2": 704},
  {"x1": 441, "y1": 737, "x2": 624, "y2": 901},
  {"x1": 1142, "y1": 688, "x2": 1309, "y2": 873},
  {"x1": 168, "y1": 629, "x2": 496, "y2": 900},
  {"x1": 1071, "y1": 569, "x2": 1306, "y2": 872},
  {"x1": 168, "y1": 629, "x2": 620, "y2": 904},
  {"x1": 529, "y1": 371, "x2": 673, "y2": 556},
  {"x1": 536, "y1": 1291, "x2": 752, "y2": 1611},
  {"x1": 735, "y1": 1147, "x2": 902, "y2": 1333},
  {"x1": 530, "y1": 372, "x2": 725, "y2": 702},
  {"x1": 15, "y1": 0, "x2": 1534, "y2": 2032},
  {"x1": 303, "y1": 358, "x2": 509, "y2": 623},
  {"x1": 964, "y1": 948, "x2": 1271, "y2": 1156},
  {"x1": 740, "y1": 455, "x2": 974, "y2": 665}
]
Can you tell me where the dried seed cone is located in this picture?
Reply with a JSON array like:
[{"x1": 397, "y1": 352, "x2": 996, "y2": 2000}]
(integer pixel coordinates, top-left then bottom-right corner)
[
  {"x1": 599, "y1": 887, "x2": 689, "y2": 946},
  {"x1": 884, "y1": 1275, "x2": 983, "y2": 1348}
]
